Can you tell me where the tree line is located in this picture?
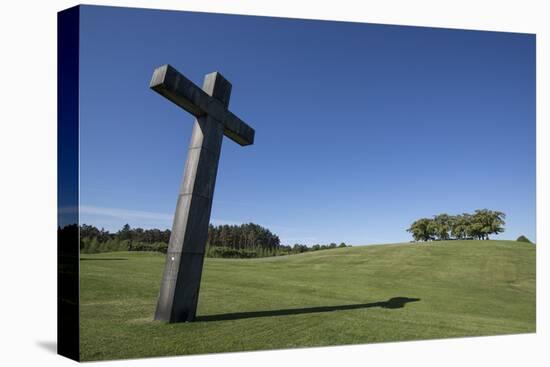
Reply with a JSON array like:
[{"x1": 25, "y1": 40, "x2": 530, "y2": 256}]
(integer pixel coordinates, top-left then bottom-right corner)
[
  {"x1": 80, "y1": 224, "x2": 171, "y2": 254},
  {"x1": 205, "y1": 223, "x2": 349, "y2": 256},
  {"x1": 206, "y1": 223, "x2": 280, "y2": 250},
  {"x1": 79, "y1": 223, "x2": 350, "y2": 257},
  {"x1": 406, "y1": 209, "x2": 505, "y2": 242}
]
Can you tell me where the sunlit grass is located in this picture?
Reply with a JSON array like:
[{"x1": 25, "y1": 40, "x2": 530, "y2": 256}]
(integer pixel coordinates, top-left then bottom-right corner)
[{"x1": 80, "y1": 240, "x2": 535, "y2": 361}]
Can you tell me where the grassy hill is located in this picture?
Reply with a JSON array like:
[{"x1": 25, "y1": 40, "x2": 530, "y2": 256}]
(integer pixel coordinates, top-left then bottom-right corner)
[{"x1": 79, "y1": 240, "x2": 535, "y2": 361}]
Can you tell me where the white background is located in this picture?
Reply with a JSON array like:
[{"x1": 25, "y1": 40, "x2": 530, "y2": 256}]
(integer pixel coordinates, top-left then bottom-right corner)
[{"x1": 0, "y1": 0, "x2": 548, "y2": 366}]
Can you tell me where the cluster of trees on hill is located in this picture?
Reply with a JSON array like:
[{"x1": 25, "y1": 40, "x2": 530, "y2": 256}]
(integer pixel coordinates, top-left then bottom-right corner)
[
  {"x1": 79, "y1": 223, "x2": 350, "y2": 257},
  {"x1": 407, "y1": 209, "x2": 505, "y2": 242}
]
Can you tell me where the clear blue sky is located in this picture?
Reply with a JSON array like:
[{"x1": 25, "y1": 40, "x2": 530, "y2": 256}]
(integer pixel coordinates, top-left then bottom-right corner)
[{"x1": 78, "y1": 5, "x2": 536, "y2": 245}]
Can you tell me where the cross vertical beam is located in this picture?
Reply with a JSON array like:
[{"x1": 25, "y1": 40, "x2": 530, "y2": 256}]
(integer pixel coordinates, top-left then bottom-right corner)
[{"x1": 153, "y1": 71, "x2": 233, "y2": 322}]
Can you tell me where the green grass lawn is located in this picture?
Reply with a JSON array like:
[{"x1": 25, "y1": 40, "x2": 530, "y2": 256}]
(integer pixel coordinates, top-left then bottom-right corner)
[{"x1": 79, "y1": 240, "x2": 535, "y2": 361}]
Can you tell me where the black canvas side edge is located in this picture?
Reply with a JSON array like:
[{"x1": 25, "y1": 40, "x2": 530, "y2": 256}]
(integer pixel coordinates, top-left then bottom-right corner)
[{"x1": 57, "y1": 5, "x2": 80, "y2": 362}]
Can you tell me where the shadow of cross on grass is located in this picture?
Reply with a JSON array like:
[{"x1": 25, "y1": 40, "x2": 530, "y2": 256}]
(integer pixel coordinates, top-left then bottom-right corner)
[{"x1": 195, "y1": 297, "x2": 420, "y2": 322}]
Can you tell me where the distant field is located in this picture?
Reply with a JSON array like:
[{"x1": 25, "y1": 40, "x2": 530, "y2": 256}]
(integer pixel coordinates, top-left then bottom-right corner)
[{"x1": 79, "y1": 240, "x2": 535, "y2": 361}]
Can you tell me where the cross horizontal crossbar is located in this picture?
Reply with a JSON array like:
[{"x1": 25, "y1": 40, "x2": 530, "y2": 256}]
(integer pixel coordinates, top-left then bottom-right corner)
[{"x1": 150, "y1": 64, "x2": 255, "y2": 146}]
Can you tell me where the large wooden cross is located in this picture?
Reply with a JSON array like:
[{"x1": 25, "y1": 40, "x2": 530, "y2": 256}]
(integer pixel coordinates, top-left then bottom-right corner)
[{"x1": 150, "y1": 65, "x2": 255, "y2": 322}]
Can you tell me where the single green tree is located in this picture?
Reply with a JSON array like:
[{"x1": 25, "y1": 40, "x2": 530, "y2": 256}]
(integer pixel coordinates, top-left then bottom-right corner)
[
  {"x1": 407, "y1": 218, "x2": 434, "y2": 242},
  {"x1": 432, "y1": 214, "x2": 452, "y2": 240},
  {"x1": 516, "y1": 235, "x2": 533, "y2": 244}
]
